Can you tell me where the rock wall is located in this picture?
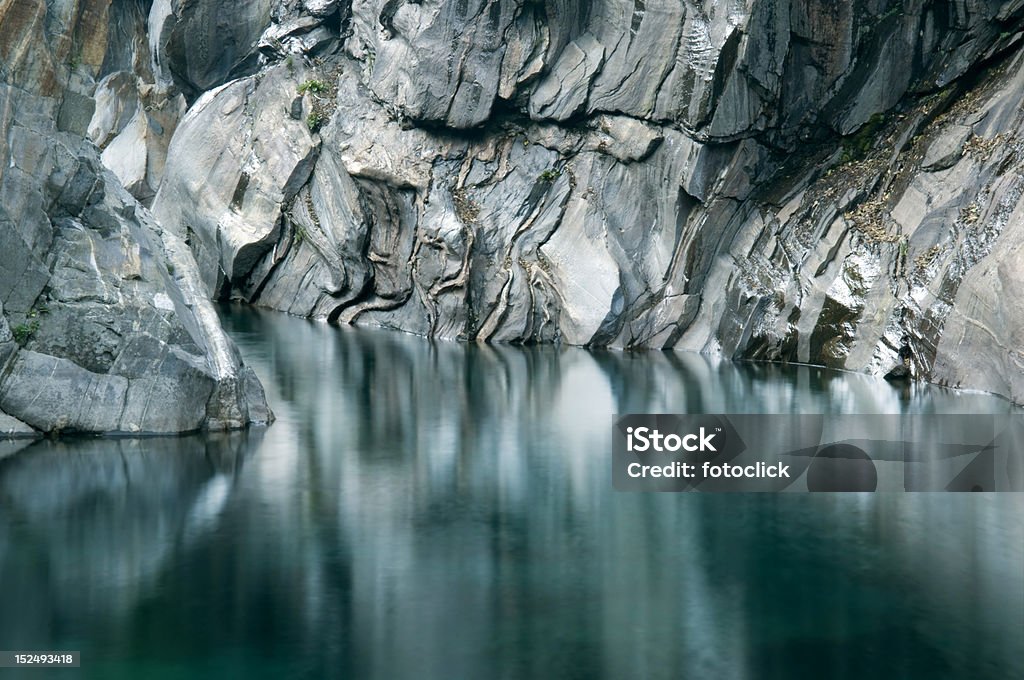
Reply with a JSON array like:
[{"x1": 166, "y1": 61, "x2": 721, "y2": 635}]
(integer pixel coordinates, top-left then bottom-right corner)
[
  {"x1": 8, "y1": 1, "x2": 1024, "y2": 408},
  {"x1": 0, "y1": 0, "x2": 270, "y2": 435},
  {"x1": 145, "y1": 0, "x2": 1024, "y2": 401}
]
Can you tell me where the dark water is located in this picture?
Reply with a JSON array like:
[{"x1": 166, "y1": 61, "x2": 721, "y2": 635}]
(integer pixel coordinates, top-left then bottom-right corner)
[{"x1": 0, "y1": 306, "x2": 1021, "y2": 679}]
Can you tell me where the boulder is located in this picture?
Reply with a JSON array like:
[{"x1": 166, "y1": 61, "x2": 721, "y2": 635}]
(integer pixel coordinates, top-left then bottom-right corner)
[{"x1": 0, "y1": 1, "x2": 271, "y2": 434}]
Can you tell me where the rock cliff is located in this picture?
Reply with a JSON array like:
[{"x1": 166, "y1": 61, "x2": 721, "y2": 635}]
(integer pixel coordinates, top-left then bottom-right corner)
[
  {"x1": 0, "y1": 0, "x2": 270, "y2": 435},
  {"x1": 5, "y1": 1, "x2": 1024, "y2": 411}
]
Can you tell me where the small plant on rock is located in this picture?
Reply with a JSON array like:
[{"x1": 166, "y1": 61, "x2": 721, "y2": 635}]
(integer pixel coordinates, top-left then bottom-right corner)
[
  {"x1": 840, "y1": 112, "x2": 887, "y2": 163},
  {"x1": 298, "y1": 79, "x2": 328, "y2": 95},
  {"x1": 12, "y1": 319, "x2": 40, "y2": 346},
  {"x1": 537, "y1": 168, "x2": 561, "y2": 183}
]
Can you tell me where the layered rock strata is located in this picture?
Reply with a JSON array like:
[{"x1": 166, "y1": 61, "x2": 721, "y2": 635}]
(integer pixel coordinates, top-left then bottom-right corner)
[
  {"x1": 148, "y1": 1, "x2": 1024, "y2": 401},
  {"x1": 6, "y1": 0, "x2": 1024, "y2": 410}
]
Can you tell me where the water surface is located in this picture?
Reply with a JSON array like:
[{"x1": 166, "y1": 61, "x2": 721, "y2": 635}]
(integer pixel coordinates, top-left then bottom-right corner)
[{"x1": 0, "y1": 307, "x2": 1021, "y2": 679}]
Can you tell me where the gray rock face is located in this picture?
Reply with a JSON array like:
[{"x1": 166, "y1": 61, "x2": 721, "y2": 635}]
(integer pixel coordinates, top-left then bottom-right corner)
[
  {"x1": 0, "y1": 410, "x2": 37, "y2": 440},
  {"x1": 7, "y1": 0, "x2": 1024, "y2": 405},
  {"x1": 79, "y1": 0, "x2": 187, "y2": 205},
  {"x1": 152, "y1": 67, "x2": 321, "y2": 294},
  {"x1": 0, "y1": 0, "x2": 271, "y2": 434},
  {"x1": 348, "y1": 0, "x2": 550, "y2": 128},
  {"x1": 144, "y1": 0, "x2": 1024, "y2": 403},
  {"x1": 152, "y1": 0, "x2": 276, "y2": 97},
  {"x1": 303, "y1": 0, "x2": 340, "y2": 17}
]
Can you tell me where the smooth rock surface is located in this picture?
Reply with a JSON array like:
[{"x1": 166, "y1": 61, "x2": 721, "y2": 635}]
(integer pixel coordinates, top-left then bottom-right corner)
[
  {"x1": 0, "y1": 410, "x2": 37, "y2": 439},
  {"x1": 152, "y1": 66, "x2": 321, "y2": 294},
  {"x1": 145, "y1": 0, "x2": 1024, "y2": 402}
]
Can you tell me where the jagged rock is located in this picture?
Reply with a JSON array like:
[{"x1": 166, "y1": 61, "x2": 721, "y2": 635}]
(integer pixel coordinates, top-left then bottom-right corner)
[
  {"x1": 303, "y1": 0, "x2": 340, "y2": 17},
  {"x1": 258, "y1": 15, "x2": 339, "y2": 57},
  {"x1": 0, "y1": 1, "x2": 271, "y2": 434},
  {"x1": 348, "y1": 0, "x2": 548, "y2": 128},
  {"x1": 7, "y1": 0, "x2": 1024, "y2": 406},
  {"x1": 78, "y1": 2, "x2": 188, "y2": 205},
  {"x1": 91, "y1": 81, "x2": 186, "y2": 204},
  {"x1": 151, "y1": 0, "x2": 1024, "y2": 404},
  {"x1": 152, "y1": 0, "x2": 276, "y2": 97},
  {"x1": 529, "y1": 33, "x2": 606, "y2": 122}
]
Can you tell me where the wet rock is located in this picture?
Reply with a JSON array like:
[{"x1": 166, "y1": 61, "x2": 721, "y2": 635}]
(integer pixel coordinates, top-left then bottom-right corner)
[{"x1": 0, "y1": 411, "x2": 37, "y2": 439}]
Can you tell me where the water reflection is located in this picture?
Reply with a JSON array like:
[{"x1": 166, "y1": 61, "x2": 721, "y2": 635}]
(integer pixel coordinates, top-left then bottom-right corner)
[
  {"x1": 0, "y1": 307, "x2": 1019, "y2": 679},
  {"x1": 0, "y1": 432, "x2": 259, "y2": 659}
]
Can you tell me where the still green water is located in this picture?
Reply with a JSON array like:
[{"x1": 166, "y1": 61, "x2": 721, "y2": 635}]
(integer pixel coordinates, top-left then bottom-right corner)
[{"x1": 0, "y1": 306, "x2": 1021, "y2": 679}]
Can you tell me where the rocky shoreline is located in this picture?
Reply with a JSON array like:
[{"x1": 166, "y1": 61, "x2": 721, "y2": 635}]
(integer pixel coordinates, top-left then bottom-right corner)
[{"x1": 2, "y1": 1, "x2": 1024, "y2": 435}]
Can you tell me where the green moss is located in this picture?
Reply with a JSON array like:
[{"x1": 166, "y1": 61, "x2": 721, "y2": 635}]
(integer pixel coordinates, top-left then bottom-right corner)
[
  {"x1": 12, "y1": 319, "x2": 40, "y2": 346},
  {"x1": 840, "y1": 112, "x2": 888, "y2": 163},
  {"x1": 298, "y1": 79, "x2": 328, "y2": 95},
  {"x1": 537, "y1": 168, "x2": 561, "y2": 183},
  {"x1": 306, "y1": 111, "x2": 324, "y2": 132}
]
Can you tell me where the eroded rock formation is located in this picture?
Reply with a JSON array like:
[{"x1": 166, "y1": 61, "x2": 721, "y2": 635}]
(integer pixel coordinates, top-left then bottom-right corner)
[{"x1": 5, "y1": 0, "x2": 1024, "y2": 411}]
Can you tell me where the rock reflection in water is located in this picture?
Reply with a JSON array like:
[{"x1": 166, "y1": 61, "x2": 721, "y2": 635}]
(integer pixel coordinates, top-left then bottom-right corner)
[
  {"x1": 0, "y1": 432, "x2": 260, "y2": 652},
  {"x1": 0, "y1": 307, "x2": 1019, "y2": 679}
]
